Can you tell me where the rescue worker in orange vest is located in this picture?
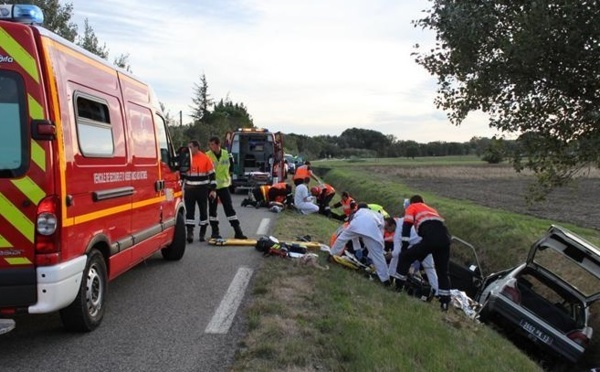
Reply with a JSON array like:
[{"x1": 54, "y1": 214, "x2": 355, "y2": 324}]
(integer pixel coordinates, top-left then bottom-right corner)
[
  {"x1": 292, "y1": 161, "x2": 319, "y2": 186},
  {"x1": 310, "y1": 183, "x2": 344, "y2": 221},
  {"x1": 395, "y1": 195, "x2": 452, "y2": 311},
  {"x1": 183, "y1": 140, "x2": 216, "y2": 243},
  {"x1": 332, "y1": 191, "x2": 357, "y2": 220},
  {"x1": 242, "y1": 182, "x2": 292, "y2": 208}
]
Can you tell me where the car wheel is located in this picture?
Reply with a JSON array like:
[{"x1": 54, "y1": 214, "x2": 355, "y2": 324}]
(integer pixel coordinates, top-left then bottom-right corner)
[
  {"x1": 59, "y1": 249, "x2": 107, "y2": 332},
  {"x1": 161, "y1": 212, "x2": 186, "y2": 261}
]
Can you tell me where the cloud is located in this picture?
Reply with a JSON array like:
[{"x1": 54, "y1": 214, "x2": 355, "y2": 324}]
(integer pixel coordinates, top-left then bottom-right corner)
[{"x1": 68, "y1": 0, "x2": 499, "y2": 143}]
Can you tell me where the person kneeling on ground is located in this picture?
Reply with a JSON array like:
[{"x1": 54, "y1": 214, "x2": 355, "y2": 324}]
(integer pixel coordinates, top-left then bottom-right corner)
[
  {"x1": 310, "y1": 183, "x2": 345, "y2": 221},
  {"x1": 243, "y1": 182, "x2": 293, "y2": 208},
  {"x1": 330, "y1": 203, "x2": 391, "y2": 286},
  {"x1": 294, "y1": 177, "x2": 319, "y2": 215},
  {"x1": 332, "y1": 191, "x2": 357, "y2": 221}
]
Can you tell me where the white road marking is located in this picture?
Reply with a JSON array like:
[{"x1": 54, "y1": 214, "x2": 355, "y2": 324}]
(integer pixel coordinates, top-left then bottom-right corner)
[
  {"x1": 255, "y1": 217, "x2": 270, "y2": 236},
  {"x1": 205, "y1": 267, "x2": 254, "y2": 334}
]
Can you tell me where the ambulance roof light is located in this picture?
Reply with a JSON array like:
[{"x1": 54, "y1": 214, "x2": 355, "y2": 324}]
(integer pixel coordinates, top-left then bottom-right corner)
[
  {"x1": 0, "y1": 4, "x2": 44, "y2": 25},
  {"x1": 239, "y1": 127, "x2": 268, "y2": 132}
]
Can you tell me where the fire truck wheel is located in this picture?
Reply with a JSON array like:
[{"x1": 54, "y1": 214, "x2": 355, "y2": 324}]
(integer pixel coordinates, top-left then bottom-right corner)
[
  {"x1": 161, "y1": 212, "x2": 186, "y2": 261},
  {"x1": 60, "y1": 249, "x2": 107, "y2": 332}
]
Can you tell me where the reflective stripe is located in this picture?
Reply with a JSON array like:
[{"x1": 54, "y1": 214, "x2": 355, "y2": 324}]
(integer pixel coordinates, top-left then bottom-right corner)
[
  {"x1": 28, "y1": 94, "x2": 43, "y2": 119},
  {"x1": 0, "y1": 26, "x2": 39, "y2": 83},
  {"x1": 227, "y1": 215, "x2": 238, "y2": 221},
  {"x1": 185, "y1": 219, "x2": 195, "y2": 225},
  {"x1": 185, "y1": 180, "x2": 211, "y2": 186},
  {"x1": 0, "y1": 192, "x2": 34, "y2": 243},
  {"x1": 5, "y1": 257, "x2": 32, "y2": 265},
  {"x1": 209, "y1": 216, "x2": 219, "y2": 222},
  {"x1": 11, "y1": 177, "x2": 45, "y2": 205},
  {"x1": 416, "y1": 216, "x2": 444, "y2": 230},
  {"x1": 401, "y1": 237, "x2": 410, "y2": 242},
  {"x1": 31, "y1": 141, "x2": 45, "y2": 171},
  {"x1": 0, "y1": 234, "x2": 11, "y2": 248},
  {"x1": 396, "y1": 274, "x2": 407, "y2": 281},
  {"x1": 437, "y1": 289, "x2": 451, "y2": 296}
]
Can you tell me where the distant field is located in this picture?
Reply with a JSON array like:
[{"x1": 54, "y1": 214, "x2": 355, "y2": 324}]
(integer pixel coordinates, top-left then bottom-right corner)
[{"x1": 320, "y1": 157, "x2": 600, "y2": 232}]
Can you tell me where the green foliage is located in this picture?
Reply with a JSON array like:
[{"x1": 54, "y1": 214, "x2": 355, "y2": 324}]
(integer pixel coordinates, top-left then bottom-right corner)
[
  {"x1": 113, "y1": 53, "x2": 132, "y2": 72},
  {"x1": 481, "y1": 137, "x2": 505, "y2": 164},
  {"x1": 190, "y1": 74, "x2": 212, "y2": 122},
  {"x1": 413, "y1": 0, "x2": 600, "y2": 197},
  {"x1": 76, "y1": 18, "x2": 108, "y2": 59}
]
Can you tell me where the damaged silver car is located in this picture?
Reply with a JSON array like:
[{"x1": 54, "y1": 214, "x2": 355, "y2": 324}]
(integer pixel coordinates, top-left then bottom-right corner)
[{"x1": 476, "y1": 225, "x2": 600, "y2": 363}]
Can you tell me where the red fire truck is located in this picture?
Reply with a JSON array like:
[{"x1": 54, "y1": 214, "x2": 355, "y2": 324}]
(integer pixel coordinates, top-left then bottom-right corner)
[{"x1": 0, "y1": 4, "x2": 186, "y2": 332}]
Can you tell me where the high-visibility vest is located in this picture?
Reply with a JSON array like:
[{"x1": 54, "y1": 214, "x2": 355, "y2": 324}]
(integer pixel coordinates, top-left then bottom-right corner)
[
  {"x1": 316, "y1": 184, "x2": 335, "y2": 197},
  {"x1": 339, "y1": 196, "x2": 356, "y2": 216},
  {"x1": 368, "y1": 204, "x2": 389, "y2": 218},
  {"x1": 403, "y1": 202, "x2": 444, "y2": 231},
  {"x1": 185, "y1": 152, "x2": 216, "y2": 187},
  {"x1": 206, "y1": 149, "x2": 232, "y2": 189},
  {"x1": 293, "y1": 165, "x2": 311, "y2": 180}
]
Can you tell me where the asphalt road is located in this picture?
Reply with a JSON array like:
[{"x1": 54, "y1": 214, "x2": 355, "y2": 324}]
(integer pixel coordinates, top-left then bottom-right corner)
[{"x1": 0, "y1": 193, "x2": 273, "y2": 372}]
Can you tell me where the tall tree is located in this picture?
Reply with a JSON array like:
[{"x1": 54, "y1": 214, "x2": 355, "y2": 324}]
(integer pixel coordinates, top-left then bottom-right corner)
[
  {"x1": 113, "y1": 53, "x2": 132, "y2": 72},
  {"x1": 77, "y1": 18, "x2": 109, "y2": 59},
  {"x1": 413, "y1": 1, "x2": 600, "y2": 198},
  {"x1": 4, "y1": 0, "x2": 78, "y2": 41},
  {"x1": 190, "y1": 74, "x2": 213, "y2": 122}
]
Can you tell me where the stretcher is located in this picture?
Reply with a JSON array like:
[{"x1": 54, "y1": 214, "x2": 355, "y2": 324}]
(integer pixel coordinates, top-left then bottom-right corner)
[{"x1": 208, "y1": 238, "x2": 324, "y2": 250}]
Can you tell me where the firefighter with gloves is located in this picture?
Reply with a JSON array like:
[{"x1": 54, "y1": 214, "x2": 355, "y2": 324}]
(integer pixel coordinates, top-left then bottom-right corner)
[{"x1": 394, "y1": 195, "x2": 451, "y2": 311}]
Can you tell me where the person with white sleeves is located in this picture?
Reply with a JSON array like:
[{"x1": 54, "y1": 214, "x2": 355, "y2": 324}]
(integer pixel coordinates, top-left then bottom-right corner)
[
  {"x1": 329, "y1": 203, "x2": 391, "y2": 286},
  {"x1": 384, "y1": 216, "x2": 438, "y2": 296},
  {"x1": 294, "y1": 177, "x2": 319, "y2": 214}
]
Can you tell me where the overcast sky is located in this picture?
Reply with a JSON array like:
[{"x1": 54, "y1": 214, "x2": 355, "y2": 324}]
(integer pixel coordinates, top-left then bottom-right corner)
[{"x1": 67, "y1": 0, "x2": 500, "y2": 143}]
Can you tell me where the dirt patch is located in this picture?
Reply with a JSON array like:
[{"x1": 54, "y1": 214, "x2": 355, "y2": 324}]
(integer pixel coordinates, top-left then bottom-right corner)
[{"x1": 371, "y1": 164, "x2": 600, "y2": 232}]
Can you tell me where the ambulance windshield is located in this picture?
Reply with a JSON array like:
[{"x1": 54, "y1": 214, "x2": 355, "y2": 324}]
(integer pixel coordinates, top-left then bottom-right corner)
[{"x1": 0, "y1": 72, "x2": 27, "y2": 178}]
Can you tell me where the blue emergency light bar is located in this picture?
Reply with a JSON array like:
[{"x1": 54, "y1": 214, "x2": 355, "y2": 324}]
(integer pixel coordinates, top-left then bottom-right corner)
[{"x1": 0, "y1": 4, "x2": 44, "y2": 25}]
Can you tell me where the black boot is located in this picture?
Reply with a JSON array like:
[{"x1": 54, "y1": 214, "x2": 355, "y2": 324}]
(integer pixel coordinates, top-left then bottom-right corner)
[
  {"x1": 199, "y1": 225, "x2": 207, "y2": 242},
  {"x1": 440, "y1": 296, "x2": 451, "y2": 312},
  {"x1": 394, "y1": 278, "x2": 405, "y2": 292},
  {"x1": 233, "y1": 222, "x2": 247, "y2": 239},
  {"x1": 186, "y1": 226, "x2": 194, "y2": 244},
  {"x1": 210, "y1": 221, "x2": 222, "y2": 239}
]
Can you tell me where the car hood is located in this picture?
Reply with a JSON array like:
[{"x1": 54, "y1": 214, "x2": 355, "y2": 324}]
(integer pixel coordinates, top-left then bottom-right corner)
[{"x1": 527, "y1": 225, "x2": 600, "y2": 302}]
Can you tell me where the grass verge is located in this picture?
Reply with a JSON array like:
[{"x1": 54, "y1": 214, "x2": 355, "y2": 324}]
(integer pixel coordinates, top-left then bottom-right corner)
[{"x1": 231, "y1": 210, "x2": 541, "y2": 372}]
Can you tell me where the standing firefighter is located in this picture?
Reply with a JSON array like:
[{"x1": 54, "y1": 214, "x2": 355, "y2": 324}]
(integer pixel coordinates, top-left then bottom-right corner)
[
  {"x1": 184, "y1": 140, "x2": 216, "y2": 243},
  {"x1": 292, "y1": 161, "x2": 319, "y2": 186},
  {"x1": 207, "y1": 137, "x2": 247, "y2": 239},
  {"x1": 395, "y1": 195, "x2": 451, "y2": 311}
]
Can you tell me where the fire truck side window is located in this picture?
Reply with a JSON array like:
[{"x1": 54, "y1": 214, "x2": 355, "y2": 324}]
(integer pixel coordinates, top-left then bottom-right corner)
[{"x1": 75, "y1": 96, "x2": 114, "y2": 157}]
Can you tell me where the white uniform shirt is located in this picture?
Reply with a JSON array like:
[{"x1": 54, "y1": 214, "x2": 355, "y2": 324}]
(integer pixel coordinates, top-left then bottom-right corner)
[
  {"x1": 346, "y1": 208, "x2": 384, "y2": 242},
  {"x1": 294, "y1": 183, "x2": 311, "y2": 206}
]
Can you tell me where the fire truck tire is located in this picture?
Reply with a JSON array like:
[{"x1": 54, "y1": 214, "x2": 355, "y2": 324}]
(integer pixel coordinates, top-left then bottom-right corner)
[
  {"x1": 59, "y1": 249, "x2": 107, "y2": 332},
  {"x1": 161, "y1": 212, "x2": 186, "y2": 261}
]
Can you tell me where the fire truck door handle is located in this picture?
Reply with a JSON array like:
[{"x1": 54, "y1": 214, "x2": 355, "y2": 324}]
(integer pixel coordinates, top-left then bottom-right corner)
[{"x1": 155, "y1": 180, "x2": 165, "y2": 192}]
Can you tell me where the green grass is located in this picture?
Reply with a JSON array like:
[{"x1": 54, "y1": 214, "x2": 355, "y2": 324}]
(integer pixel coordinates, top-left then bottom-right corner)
[
  {"x1": 232, "y1": 211, "x2": 541, "y2": 372},
  {"x1": 233, "y1": 158, "x2": 600, "y2": 371}
]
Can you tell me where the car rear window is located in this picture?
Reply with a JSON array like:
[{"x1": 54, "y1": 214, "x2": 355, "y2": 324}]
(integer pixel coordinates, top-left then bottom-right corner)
[{"x1": 534, "y1": 246, "x2": 600, "y2": 297}]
